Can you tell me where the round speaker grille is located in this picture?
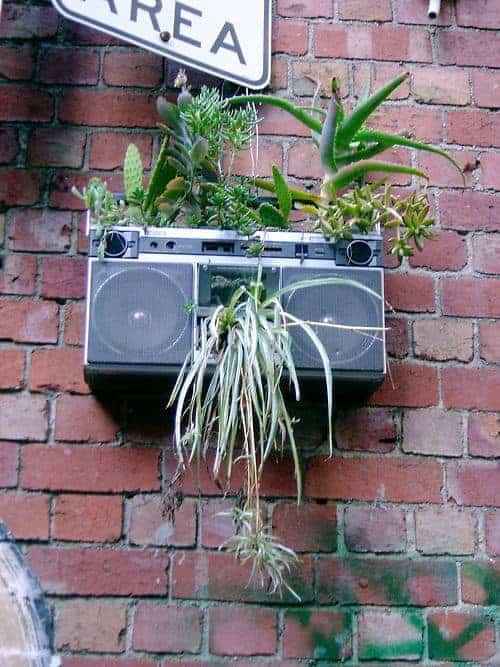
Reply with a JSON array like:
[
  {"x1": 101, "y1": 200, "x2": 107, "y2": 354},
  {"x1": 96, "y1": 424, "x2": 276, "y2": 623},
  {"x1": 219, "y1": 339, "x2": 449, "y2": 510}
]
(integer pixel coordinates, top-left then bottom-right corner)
[
  {"x1": 284, "y1": 280, "x2": 380, "y2": 366},
  {"x1": 92, "y1": 266, "x2": 190, "y2": 358}
]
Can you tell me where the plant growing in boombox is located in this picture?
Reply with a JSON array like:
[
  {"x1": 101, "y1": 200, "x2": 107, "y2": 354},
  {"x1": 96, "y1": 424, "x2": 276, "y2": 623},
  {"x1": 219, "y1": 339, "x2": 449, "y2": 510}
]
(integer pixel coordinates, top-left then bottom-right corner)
[{"x1": 75, "y1": 72, "x2": 461, "y2": 597}]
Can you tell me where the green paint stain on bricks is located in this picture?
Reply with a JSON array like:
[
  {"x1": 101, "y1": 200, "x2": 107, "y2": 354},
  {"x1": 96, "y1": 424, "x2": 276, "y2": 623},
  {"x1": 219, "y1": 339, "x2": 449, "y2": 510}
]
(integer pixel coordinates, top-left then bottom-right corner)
[
  {"x1": 428, "y1": 618, "x2": 489, "y2": 660},
  {"x1": 290, "y1": 609, "x2": 351, "y2": 660},
  {"x1": 360, "y1": 638, "x2": 423, "y2": 660},
  {"x1": 463, "y1": 562, "x2": 500, "y2": 605}
]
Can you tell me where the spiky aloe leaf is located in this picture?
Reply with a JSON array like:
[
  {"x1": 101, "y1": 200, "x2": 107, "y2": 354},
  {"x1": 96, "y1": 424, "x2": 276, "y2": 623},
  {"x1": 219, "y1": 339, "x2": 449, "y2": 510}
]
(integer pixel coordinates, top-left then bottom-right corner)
[
  {"x1": 272, "y1": 166, "x2": 292, "y2": 221},
  {"x1": 254, "y1": 178, "x2": 321, "y2": 204},
  {"x1": 143, "y1": 136, "x2": 176, "y2": 213},
  {"x1": 123, "y1": 144, "x2": 143, "y2": 202},
  {"x1": 323, "y1": 161, "x2": 428, "y2": 195},
  {"x1": 319, "y1": 78, "x2": 341, "y2": 174},
  {"x1": 228, "y1": 94, "x2": 322, "y2": 133},
  {"x1": 259, "y1": 203, "x2": 288, "y2": 229}
]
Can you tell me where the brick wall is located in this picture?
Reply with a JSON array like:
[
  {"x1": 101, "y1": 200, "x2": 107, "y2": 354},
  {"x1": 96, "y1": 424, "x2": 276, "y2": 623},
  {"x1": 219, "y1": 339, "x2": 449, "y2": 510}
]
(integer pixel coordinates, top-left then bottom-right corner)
[{"x1": 0, "y1": 0, "x2": 499, "y2": 664}]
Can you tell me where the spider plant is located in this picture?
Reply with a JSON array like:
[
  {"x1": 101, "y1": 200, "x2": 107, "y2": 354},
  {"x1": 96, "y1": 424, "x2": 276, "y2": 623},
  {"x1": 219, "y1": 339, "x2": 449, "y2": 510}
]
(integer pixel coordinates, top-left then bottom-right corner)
[{"x1": 167, "y1": 262, "x2": 382, "y2": 597}]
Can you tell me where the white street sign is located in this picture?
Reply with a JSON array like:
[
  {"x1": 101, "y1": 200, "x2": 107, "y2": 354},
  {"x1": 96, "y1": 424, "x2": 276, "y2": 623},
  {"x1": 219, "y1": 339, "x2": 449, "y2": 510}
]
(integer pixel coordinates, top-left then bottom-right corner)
[{"x1": 51, "y1": 0, "x2": 272, "y2": 89}]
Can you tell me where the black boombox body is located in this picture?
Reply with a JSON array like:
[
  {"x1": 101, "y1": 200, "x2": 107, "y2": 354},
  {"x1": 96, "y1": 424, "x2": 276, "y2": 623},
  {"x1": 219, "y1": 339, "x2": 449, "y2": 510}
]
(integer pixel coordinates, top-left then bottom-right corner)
[{"x1": 84, "y1": 226, "x2": 386, "y2": 398}]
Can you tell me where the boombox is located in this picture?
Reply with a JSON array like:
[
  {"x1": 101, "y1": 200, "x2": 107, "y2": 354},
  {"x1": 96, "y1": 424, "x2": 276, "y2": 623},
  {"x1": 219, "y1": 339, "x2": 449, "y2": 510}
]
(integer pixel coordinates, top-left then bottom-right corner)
[{"x1": 84, "y1": 227, "x2": 386, "y2": 397}]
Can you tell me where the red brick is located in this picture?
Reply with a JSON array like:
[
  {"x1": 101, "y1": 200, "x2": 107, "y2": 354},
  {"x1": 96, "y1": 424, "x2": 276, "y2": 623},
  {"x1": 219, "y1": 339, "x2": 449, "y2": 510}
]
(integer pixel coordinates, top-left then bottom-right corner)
[
  {"x1": 410, "y1": 232, "x2": 467, "y2": 273},
  {"x1": 270, "y1": 57, "x2": 288, "y2": 91},
  {"x1": 288, "y1": 141, "x2": 323, "y2": 179},
  {"x1": 54, "y1": 494, "x2": 123, "y2": 542},
  {"x1": 443, "y1": 367, "x2": 500, "y2": 410},
  {"x1": 447, "y1": 461, "x2": 500, "y2": 506},
  {"x1": 485, "y1": 511, "x2": 500, "y2": 556},
  {"x1": 317, "y1": 557, "x2": 457, "y2": 605},
  {"x1": 0, "y1": 442, "x2": 18, "y2": 488},
  {"x1": 0, "y1": 128, "x2": 19, "y2": 164},
  {"x1": 89, "y1": 133, "x2": 152, "y2": 170},
  {"x1": 413, "y1": 319, "x2": 473, "y2": 362},
  {"x1": 0, "y1": 253, "x2": 36, "y2": 295},
  {"x1": 0, "y1": 5, "x2": 59, "y2": 38},
  {"x1": 417, "y1": 151, "x2": 476, "y2": 189},
  {"x1": 480, "y1": 323, "x2": 500, "y2": 363},
  {"x1": 358, "y1": 610, "x2": 423, "y2": 661},
  {"x1": 133, "y1": 603, "x2": 202, "y2": 653},
  {"x1": 62, "y1": 22, "x2": 127, "y2": 46},
  {"x1": 369, "y1": 363, "x2": 439, "y2": 408},
  {"x1": 386, "y1": 317, "x2": 409, "y2": 358},
  {"x1": 272, "y1": 503, "x2": 337, "y2": 552},
  {"x1": 314, "y1": 25, "x2": 432, "y2": 63},
  {"x1": 56, "y1": 600, "x2": 127, "y2": 653},
  {"x1": 344, "y1": 505, "x2": 406, "y2": 553},
  {"x1": 104, "y1": 51, "x2": 163, "y2": 87},
  {"x1": 201, "y1": 498, "x2": 239, "y2": 548},
  {"x1": 456, "y1": 0, "x2": 500, "y2": 29},
  {"x1": 50, "y1": 171, "x2": 123, "y2": 210},
  {"x1": 0, "y1": 45, "x2": 34, "y2": 80},
  {"x1": 415, "y1": 507, "x2": 476, "y2": 555},
  {"x1": 428, "y1": 611, "x2": 496, "y2": 661},
  {"x1": 473, "y1": 234, "x2": 500, "y2": 274},
  {"x1": 0, "y1": 300, "x2": 58, "y2": 343},
  {"x1": 462, "y1": 561, "x2": 500, "y2": 605},
  {"x1": 305, "y1": 455, "x2": 442, "y2": 502},
  {"x1": 442, "y1": 277, "x2": 500, "y2": 317},
  {"x1": 55, "y1": 395, "x2": 120, "y2": 442},
  {"x1": 447, "y1": 110, "x2": 500, "y2": 147},
  {"x1": 129, "y1": 495, "x2": 196, "y2": 546},
  {"x1": 29, "y1": 129, "x2": 86, "y2": 168},
  {"x1": 277, "y1": 0, "x2": 332, "y2": 17},
  {"x1": 225, "y1": 139, "x2": 282, "y2": 178},
  {"x1": 172, "y1": 551, "x2": 313, "y2": 603},
  {"x1": 468, "y1": 413, "x2": 500, "y2": 458},
  {"x1": 29, "y1": 546, "x2": 168, "y2": 596},
  {"x1": 259, "y1": 105, "x2": 315, "y2": 138},
  {"x1": 40, "y1": 48, "x2": 100, "y2": 85},
  {"x1": 8, "y1": 209, "x2": 72, "y2": 252},
  {"x1": 0, "y1": 168, "x2": 40, "y2": 205},
  {"x1": 368, "y1": 63, "x2": 411, "y2": 100},
  {"x1": 40, "y1": 257, "x2": 86, "y2": 299},
  {"x1": 413, "y1": 66, "x2": 470, "y2": 105},
  {"x1": 403, "y1": 409, "x2": 463, "y2": 457},
  {"x1": 396, "y1": 0, "x2": 452, "y2": 25},
  {"x1": 371, "y1": 106, "x2": 442, "y2": 143},
  {"x1": 339, "y1": 0, "x2": 391, "y2": 20},
  {"x1": 473, "y1": 71, "x2": 500, "y2": 109},
  {"x1": 335, "y1": 408, "x2": 397, "y2": 453},
  {"x1": 0, "y1": 492, "x2": 49, "y2": 540},
  {"x1": 439, "y1": 30, "x2": 499, "y2": 68},
  {"x1": 64, "y1": 302, "x2": 86, "y2": 346},
  {"x1": 30, "y1": 348, "x2": 89, "y2": 394},
  {"x1": 0, "y1": 394, "x2": 48, "y2": 441},
  {"x1": 440, "y1": 191, "x2": 499, "y2": 231},
  {"x1": 59, "y1": 90, "x2": 157, "y2": 127},
  {"x1": 283, "y1": 610, "x2": 351, "y2": 660},
  {"x1": 0, "y1": 349, "x2": 25, "y2": 390},
  {"x1": 22, "y1": 444, "x2": 159, "y2": 492},
  {"x1": 63, "y1": 659, "x2": 155, "y2": 667},
  {"x1": 0, "y1": 86, "x2": 53, "y2": 122},
  {"x1": 209, "y1": 607, "x2": 277, "y2": 656},
  {"x1": 385, "y1": 273, "x2": 435, "y2": 313},
  {"x1": 481, "y1": 152, "x2": 500, "y2": 189},
  {"x1": 272, "y1": 21, "x2": 308, "y2": 56},
  {"x1": 292, "y1": 60, "x2": 349, "y2": 98}
]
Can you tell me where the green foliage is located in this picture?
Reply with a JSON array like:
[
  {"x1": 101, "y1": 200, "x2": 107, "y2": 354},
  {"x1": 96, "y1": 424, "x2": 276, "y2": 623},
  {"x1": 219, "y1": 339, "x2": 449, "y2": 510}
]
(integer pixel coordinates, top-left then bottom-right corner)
[{"x1": 123, "y1": 144, "x2": 143, "y2": 201}]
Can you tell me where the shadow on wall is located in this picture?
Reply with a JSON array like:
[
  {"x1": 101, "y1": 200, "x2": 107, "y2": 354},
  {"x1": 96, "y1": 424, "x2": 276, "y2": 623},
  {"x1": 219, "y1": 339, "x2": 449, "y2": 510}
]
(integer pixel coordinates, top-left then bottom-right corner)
[{"x1": 0, "y1": 522, "x2": 58, "y2": 667}]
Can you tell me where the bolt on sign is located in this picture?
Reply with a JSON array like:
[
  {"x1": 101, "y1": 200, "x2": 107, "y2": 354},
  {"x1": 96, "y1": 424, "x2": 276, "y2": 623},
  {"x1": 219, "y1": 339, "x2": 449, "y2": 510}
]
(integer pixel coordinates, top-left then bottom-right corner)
[{"x1": 51, "y1": 0, "x2": 272, "y2": 89}]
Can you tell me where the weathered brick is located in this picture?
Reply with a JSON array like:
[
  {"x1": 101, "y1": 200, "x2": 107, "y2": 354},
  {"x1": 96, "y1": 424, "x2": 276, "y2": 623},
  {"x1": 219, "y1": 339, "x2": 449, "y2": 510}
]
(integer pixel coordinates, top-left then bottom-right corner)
[
  {"x1": 283, "y1": 610, "x2": 351, "y2": 660},
  {"x1": 133, "y1": 604, "x2": 202, "y2": 654},
  {"x1": 0, "y1": 45, "x2": 35, "y2": 80},
  {"x1": 22, "y1": 444, "x2": 159, "y2": 492},
  {"x1": 201, "y1": 498, "x2": 240, "y2": 548},
  {"x1": 209, "y1": 607, "x2": 277, "y2": 656},
  {"x1": 339, "y1": 0, "x2": 391, "y2": 21},
  {"x1": 473, "y1": 71, "x2": 500, "y2": 109},
  {"x1": 439, "y1": 30, "x2": 499, "y2": 68},
  {"x1": 50, "y1": 171, "x2": 123, "y2": 210},
  {"x1": 40, "y1": 257, "x2": 86, "y2": 299},
  {"x1": 89, "y1": 133, "x2": 152, "y2": 170},
  {"x1": 440, "y1": 191, "x2": 498, "y2": 231},
  {"x1": 0, "y1": 394, "x2": 48, "y2": 441},
  {"x1": 56, "y1": 600, "x2": 127, "y2": 653},
  {"x1": 270, "y1": 57, "x2": 288, "y2": 91},
  {"x1": 317, "y1": 557, "x2": 457, "y2": 605},
  {"x1": 40, "y1": 48, "x2": 100, "y2": 85},
  {"x1": 59, "y1": 90, "x2": 157, "y2": 127},
  {"x1": 413, "y1": 67, "x2": 470, "y2": 105},
  {"x1": 30, "y1": 348, "x2": 89, "y2": 394},
  {"x1": 292, "y1": 60, "x2": 349, "y2": 98},
  {"x1": 277, "y1": 0, "x2": 332, "y2": 17},
  {"x1": 413, "y1": 319, "x2": 473, "y2": 362},
  {"x1": 29, "y1": 546, "x2": 168, "y2": 596},
  {"x1": 462, "y1": 561, "x2": 500, "y2": 605},
  {"x1": 403, "y1": 409, "x2": 463, "y2": 457},
  {"x1": 409, "y1": 231, "x2": 468, "y2": 271},
  {"x1": 0, "y1": 253, "x2": 36, "y2": 295},
  {"x1": 129, "y1": 495, "x2": 196, "y2": 547},
  {"x1": 485, "y1": 511, "x2": 500, "y2": 556},
  {"x1": 442, "y1": 278, "x2": 500, "y2": 317},
  {"x1": 447, "y1": 110, "x2": 500, "y2": 147},
  {"x1": 385, "y1": 273, "x2": 435, "y2": 313},
  {"x1": 369, "y1": 364, "x2": 439, "y2": 408},
  {"x1": 397, "y1": 0, "x2": 453, "y2": 25},
  {"x1": 226, "y1": 139, "x2": 283, "y2": 178},
  {"x1": 259, "y1": 105, "x2": 311, "y2": 137},
  {"x1": 0, "y1": 492, "x2": 49, "y2": 540},
  {"x1": 172, "y1": 551, "x2": 313, "y2": 604},
  {"x1": 0, "y1": 5, "x2": 59, "y2": 38},
  {"x1": 0, "y1": 300, "x2": 58, "y2": 343},
  {"x1": 62, "y1": 658, "x2": 155, "y2": 667},
  {"x1": 272, "y1": 21, "x2": 308, "y2": 56},
  {"x1": 0, "y1": 128, "x2": 19, "y2": 164},
  {"x1": 104, "y1": 51, "x2": 163, "y2": 87},
  {"x1": 8, "y1": 209, "x2": 72, "y2": 252},
  {"x1": 0, "y1": 442, "x2": 18, "y2": 488},
  {"x1": 468, "y1": 413, "x2": 500, "y2": 457},
  {"x1": 288, "y1": 142, "x2": 323, "y2": 179},
  {"x1": 0, "y1": 168, "x2": 40, "y2": 205},
  {"x1": 29, "y1": 129, "x2": 86, "y2": 168},
  {"x1": 344, "y1": 505, "x2": 406, "y2": 553},
  {"x1": 272, "y1": 503, "x2": 337, "y2": 552},
  {"x1": 335, "y1": 408, "x2": 397, "y2": 453},
  {"x1": 456, "y1": 0, "x2": 500, "y2": 29},
  {"x1": 61, "y1": 22, "x2": 127, "y2": 46},
  {"x1": 447, "y1": 461, "x2": 500, "y2": 506},
  {"x1": 54, "y1": 395, "x2": 119, "y2": 442},
  {"x1": 418, "y1": 151, "x2": 476, "y2": 189},
  {"x1": 386, "y1": 316, "x2": 409, "y2": 358},
  {"x1": 473, "y1": 234, "x2": 500, "y2": 274},
  {"x1": 429, "y1": 611, "x2": 496, "y2": 661},
  {"x1": 358, "y1": 610, "x2": 423, "y2": 661},
  {"x1": 481, "y1": 152, "x2": 500, "y2": 189},
  {"x1": 63, "y1": 302, "x2": 86, "y2": 346},
  {"x1": 0, "y1": 349, "x2": 24, "y2": 390},
  {"x1": 415, "y1": 507, "x2": 476, "y2": 555},
  {"x1": 442, "y1": 367, "x2": 500, "y2": 410},
  {"x1": 480, "y1": 323, "x2": 500, "y2": 363},
  {"x1": 305, "y1": 455, "x2": 442, "y2": 502},
  {"x1": 0, "y1": 86, "x2": 53, "y2": 122},
  {"x1": 54, "y1": 494, "x2": 123, "y2": 542}
]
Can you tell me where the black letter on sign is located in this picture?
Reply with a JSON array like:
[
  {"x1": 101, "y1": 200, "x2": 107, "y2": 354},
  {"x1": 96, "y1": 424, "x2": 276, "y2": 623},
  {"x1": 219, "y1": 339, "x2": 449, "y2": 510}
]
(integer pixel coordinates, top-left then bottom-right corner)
[
  {"x1": 130, "y1": 0, "x2": 162, "y2": 32},
  {"x1": 103, "y1": 0, "x2": 118, "y2": 13},
  {"x1": 173, "y1": 2, "x2": 202, "y2": 48},
  {"x1": 211, "y1": 22, "x2": 246, "y2": 64}
]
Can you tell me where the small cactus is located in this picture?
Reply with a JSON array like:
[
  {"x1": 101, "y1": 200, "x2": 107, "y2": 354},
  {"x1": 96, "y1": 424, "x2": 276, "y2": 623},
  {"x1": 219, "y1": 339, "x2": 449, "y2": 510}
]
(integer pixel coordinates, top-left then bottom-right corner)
[{"x1": 124, "y1": 144, "x2": 143, "y2": 202}]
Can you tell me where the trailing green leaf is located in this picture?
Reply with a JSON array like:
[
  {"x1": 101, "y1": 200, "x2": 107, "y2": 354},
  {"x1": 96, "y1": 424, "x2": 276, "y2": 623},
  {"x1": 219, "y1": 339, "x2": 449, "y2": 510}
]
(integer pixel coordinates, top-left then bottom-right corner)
[
  {"x1": 272, "y1": 166, "x2": 292, "y2": 221},
  {"x1": 323, "y1": 161, "x2": 428, "y2": 196},
  {"x1": 228, "y1": 94, "x2": 322, "y2": 133}
]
